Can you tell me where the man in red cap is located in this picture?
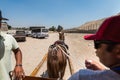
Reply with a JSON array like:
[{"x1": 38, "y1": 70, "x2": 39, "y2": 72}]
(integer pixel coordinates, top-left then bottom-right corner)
[
  {"x1": 68, "y1": 15, "x2": 120, "y2": 80},
  {"x1": 0, "y1": 10, "x2": 25, "y2": 80}
]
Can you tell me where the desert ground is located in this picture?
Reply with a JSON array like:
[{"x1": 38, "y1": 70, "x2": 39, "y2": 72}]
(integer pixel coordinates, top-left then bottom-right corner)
[{"x1": 12, "y1": 32, "x2": 100, "y2": 79}]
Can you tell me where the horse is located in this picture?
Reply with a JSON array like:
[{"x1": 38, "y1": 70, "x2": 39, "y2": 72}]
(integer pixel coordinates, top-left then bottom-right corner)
[
  {"x1": 59, "y1": 31, "x2": 65, "y2": 42},
  {"x1": 47, "y1": 40, "x2": 69, "y2": 80}
]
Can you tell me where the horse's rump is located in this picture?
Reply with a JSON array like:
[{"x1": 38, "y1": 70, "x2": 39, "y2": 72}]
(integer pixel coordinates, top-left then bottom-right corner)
[{"x1": 47, "y1": 41, "x2": 68, "y2": 79}]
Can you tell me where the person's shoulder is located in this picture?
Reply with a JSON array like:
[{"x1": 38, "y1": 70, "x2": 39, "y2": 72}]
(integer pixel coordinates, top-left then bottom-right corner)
[
  {"x1": 77, "y1": 69, "x2": 110, "y2": 77},
  {"x1": 102, "y1": 70, "x2": 120, "y2": 78},
  {"x1": 79, "y1": 69, "x2": 100, "y2": 75},
  {"x1": 69, "y1": 69, "x2": 99, "y2": 78},
  {"x1": 68, "y1": 69, "x2": 99, "y2": 80},
  {"x1": 4, "y1": 33, "x2": 13, "y2": 37},
  {"x1": 2, "y1": 32, "x2": 14, "y2": 39},
  {"x1": 69, "y1": 69, "x2": 120, "y2": 80},
  {"x1": 79, "y1": 69, "x2": 114, "y2": 74},
  {"x1": 80, "y1": 69, "x2": 120, "y2": 78}
]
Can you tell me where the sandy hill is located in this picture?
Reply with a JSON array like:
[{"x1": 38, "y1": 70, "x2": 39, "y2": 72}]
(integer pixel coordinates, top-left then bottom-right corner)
[{"x1": 64, "y1": 13, "x2": 120, "y2": 33}]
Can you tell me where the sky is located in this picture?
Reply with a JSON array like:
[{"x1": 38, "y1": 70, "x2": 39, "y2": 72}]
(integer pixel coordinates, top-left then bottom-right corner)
[{"x1": 0, "y1": 0, "x2": 120, "y2": 29}]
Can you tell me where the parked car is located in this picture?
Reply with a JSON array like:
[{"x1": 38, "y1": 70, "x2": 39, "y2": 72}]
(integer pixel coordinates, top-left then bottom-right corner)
[
  {"x1": 25, "y1": 30, "x2": 31, "y2": 37},
  {"x1": 31, "y1": 32, "x2": 37, "y2": 38},
  {"x1": 13, "y1": 30, "x2": 26, "y2": 42}
]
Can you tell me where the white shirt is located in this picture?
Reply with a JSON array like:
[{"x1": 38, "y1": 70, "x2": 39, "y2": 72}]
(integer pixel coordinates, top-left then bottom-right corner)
[{"x1": 0, "y1": 32, "x2": 19, "y2": 80}]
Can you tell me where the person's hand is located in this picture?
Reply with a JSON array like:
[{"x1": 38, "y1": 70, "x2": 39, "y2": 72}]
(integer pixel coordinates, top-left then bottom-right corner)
[
  {"x1": 85, "y1": 59, "x2": 106, "y2": 70},
  {"x1": 13, "y1": 65, "x2": 25, "y2": 79}
]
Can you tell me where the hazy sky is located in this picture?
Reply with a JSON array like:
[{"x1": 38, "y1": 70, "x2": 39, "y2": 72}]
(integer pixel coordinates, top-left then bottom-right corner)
[{"x1": 0, "y1": 0, "x2": 120, "y2": 29}]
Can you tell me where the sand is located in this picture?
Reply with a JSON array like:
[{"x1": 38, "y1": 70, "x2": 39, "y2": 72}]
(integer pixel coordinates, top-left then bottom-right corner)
[{"x1": 12, "y1": 32, "x2": 100, "y2": 80}]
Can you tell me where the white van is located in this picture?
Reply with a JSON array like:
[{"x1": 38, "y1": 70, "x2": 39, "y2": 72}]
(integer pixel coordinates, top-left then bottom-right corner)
[{"x1": 31, "y1": 28, "x2": 49, "y2": 38}]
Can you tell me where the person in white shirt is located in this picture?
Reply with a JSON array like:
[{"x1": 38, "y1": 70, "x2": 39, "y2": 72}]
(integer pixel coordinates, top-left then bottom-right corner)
[{"x1": 0, "y1": 10, "x2": 25, "y2": 80}]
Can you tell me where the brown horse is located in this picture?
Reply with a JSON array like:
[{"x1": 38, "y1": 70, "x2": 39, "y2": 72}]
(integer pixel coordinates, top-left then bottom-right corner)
[
  {"x1": 47, "y1": 40, "x2": 69, "y2": 80},
  {"x1": 59, "y1": 31, "x2": 65, "y2": 42}
]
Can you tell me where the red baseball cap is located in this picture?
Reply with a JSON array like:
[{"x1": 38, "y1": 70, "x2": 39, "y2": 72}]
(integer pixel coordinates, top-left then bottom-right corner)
[{"x1": 84, "y1": 15, "x2": 120, "y2": 43}]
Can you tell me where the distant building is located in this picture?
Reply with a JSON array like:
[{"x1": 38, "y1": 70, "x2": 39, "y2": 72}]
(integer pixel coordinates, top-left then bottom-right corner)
[{"x1": 1, "y1": 22, "x2": 8, "y2": 31}]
